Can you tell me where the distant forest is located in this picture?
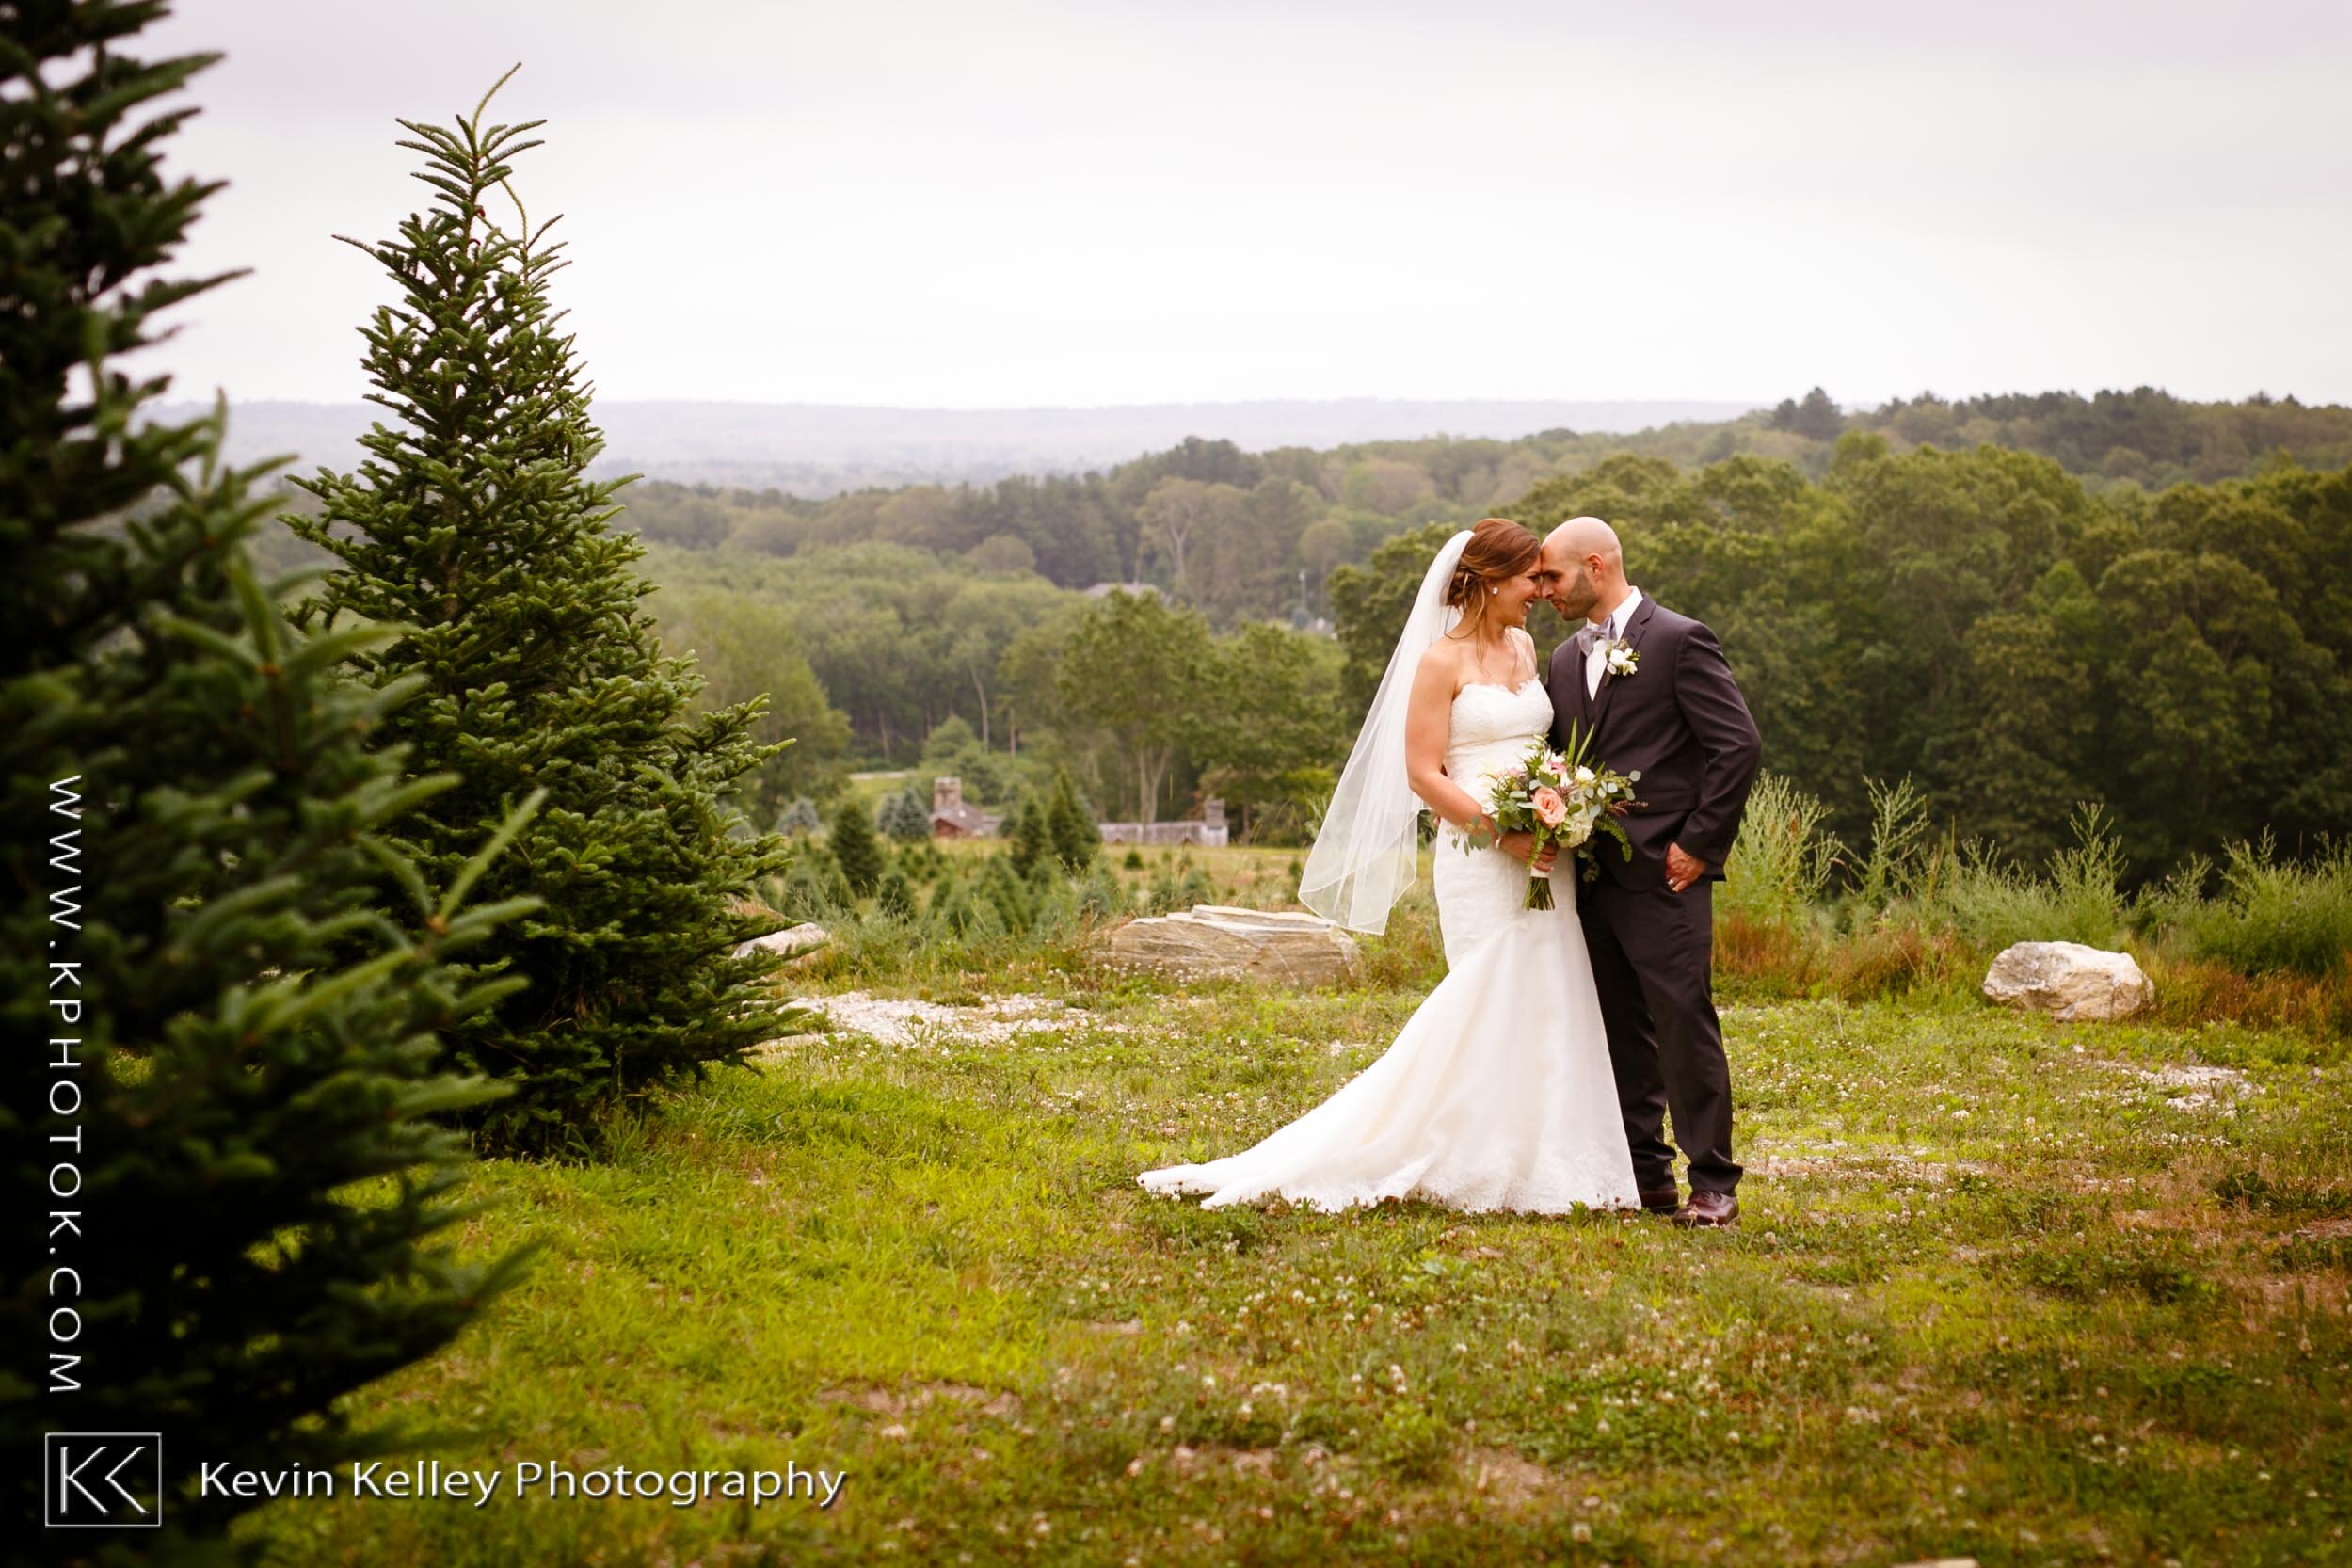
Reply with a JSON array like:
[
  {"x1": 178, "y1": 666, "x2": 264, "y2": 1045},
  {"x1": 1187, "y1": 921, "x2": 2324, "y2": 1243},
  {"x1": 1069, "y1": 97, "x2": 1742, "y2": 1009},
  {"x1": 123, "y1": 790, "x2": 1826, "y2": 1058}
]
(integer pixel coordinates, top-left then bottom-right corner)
[
  {"x1": 602, "y1": 385, "x2": 2348, "y2": 618},
  {"x1": 259, "y1": 385, "x2": 2352, "y2": 630},
  {"x1": 252, "y1": 387, "x2": 2352, "y2": 871}
]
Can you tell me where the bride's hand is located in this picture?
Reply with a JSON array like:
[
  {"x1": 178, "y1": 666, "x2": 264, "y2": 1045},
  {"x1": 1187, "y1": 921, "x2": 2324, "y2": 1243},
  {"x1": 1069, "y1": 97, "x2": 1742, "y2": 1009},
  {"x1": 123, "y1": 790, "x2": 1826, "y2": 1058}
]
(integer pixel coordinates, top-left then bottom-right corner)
[
  {"x1": 1496, "y1": 828, "x2": 1551, "y2": 869},
  {"x1": 1502, "y1": 832, "x2": 1556, "y2": 872}
]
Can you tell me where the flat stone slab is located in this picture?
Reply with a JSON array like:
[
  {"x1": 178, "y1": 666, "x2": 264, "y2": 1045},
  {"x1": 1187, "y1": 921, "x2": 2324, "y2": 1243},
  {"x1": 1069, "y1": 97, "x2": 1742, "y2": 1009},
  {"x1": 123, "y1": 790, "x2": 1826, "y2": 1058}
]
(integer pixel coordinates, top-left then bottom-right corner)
[
  {"x1": 1981, "y1": 940, "x2": 2152, "y2": 1021},
  {"x1": 1096, "y1": 904, "x2": 1361, "y2": 986},
  {"x1": 733, "y1": 922, "x2": 831, "y2": 967}
]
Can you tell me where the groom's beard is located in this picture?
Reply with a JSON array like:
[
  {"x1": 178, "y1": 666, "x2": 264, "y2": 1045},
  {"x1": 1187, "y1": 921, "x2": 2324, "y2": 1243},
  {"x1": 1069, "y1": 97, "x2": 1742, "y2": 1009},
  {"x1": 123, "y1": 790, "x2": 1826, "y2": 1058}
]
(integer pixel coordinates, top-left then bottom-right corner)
[
  {"x1": 1549, "y1": 568, "x2": 1600, "y2": 622},
  {"x1": 1549, "y1": 587, "x2": 1596, "y2": 621}
]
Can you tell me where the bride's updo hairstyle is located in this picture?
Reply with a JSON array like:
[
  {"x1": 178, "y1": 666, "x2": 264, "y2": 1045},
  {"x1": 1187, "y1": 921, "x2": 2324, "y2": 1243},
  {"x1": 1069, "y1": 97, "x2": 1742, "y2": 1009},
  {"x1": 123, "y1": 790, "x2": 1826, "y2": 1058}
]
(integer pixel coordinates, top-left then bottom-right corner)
[{"x1": 1444, "y1": 518, "x2": 1540, "y2": 623}]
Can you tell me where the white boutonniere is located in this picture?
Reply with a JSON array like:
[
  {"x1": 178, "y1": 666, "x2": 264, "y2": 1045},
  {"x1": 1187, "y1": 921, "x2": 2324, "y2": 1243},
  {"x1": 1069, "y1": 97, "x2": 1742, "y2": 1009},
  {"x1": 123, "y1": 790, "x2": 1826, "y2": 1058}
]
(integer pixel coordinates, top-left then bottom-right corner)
[{"x1": 1602, "y1": 636, "x2": 1640, "y2": 677}]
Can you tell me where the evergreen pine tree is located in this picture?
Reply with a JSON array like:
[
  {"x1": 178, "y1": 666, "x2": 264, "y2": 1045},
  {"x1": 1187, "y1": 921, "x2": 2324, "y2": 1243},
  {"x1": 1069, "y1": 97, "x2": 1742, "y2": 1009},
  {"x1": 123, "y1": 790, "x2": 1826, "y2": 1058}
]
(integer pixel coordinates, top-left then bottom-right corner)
[
  {"x1": 1009, "y1": 794, "x2": 1052, "y2": 875},
  {"x1": 3, "y1": 10, "x2": 535, "y2": 1546},
  {"x1": 1079, "y1": 858, "x2": 1130, "y2": 921},
  {"x1": 778, "y1": 849, "x2": 849, "y2": 920},
  {"x1": 877, "y1": 866, "x2": 917, "y2": 920},
  {"x1": 830, "y1": 793, "x2": 886, "y2": 897},
  {"x1": 929, "y1": 875, "x2": 980, "y2": 936},
  {"x1": 776, "y1": 796, "x2": 824, "y2": 836},
  {"x1": 978, "y1": 853, "x2": 1037, "y2": 933},
  {"x1": 1031, "y1": 873, "x2": 1081, "y2": 936},
  {"x1": 876, "y1": 781, "x2": 932, "y2": 841},
  {"x1": 1048, "y1": 766, "x2": 1100, "y2": 869},
  {"x1": 285, "y1": 70, "x2": 797, "y2": 1152}
]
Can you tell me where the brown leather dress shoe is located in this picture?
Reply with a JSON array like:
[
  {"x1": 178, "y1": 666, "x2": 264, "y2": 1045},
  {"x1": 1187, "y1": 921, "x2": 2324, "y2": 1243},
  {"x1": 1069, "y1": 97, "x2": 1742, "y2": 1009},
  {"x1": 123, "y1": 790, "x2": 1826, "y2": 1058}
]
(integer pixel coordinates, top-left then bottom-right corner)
[
  {"x1": 1638, "y1": 1188, "x2": 1682, "y2": 1217},
  {"x1": 1673, "y1": 1190, "x2": 1739, "y2": 1227}
]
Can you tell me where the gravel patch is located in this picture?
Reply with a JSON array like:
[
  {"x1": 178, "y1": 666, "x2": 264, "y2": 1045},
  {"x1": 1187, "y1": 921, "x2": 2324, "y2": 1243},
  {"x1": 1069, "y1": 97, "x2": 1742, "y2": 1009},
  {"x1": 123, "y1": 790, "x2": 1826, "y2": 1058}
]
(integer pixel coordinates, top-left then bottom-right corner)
[
  {"x1": 784, "y1": 991, "x2": 1075, "y2": 1049},
  {"x1": 2089, "y1": 1058, "x2": 2253, "y2": 1113}
]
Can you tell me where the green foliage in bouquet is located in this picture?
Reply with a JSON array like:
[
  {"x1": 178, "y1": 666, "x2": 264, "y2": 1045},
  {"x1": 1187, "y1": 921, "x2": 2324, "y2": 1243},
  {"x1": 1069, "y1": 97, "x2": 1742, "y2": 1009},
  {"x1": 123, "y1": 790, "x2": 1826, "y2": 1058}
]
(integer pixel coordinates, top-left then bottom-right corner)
[
  {"x1": 285, "y1": 70, "x2": 799, "y2": 1154},
  {"x1": 1554, "y1": 720, "x2": 1641, "y2": 872},
  {"x1": 1, "y1": 9, "x2": 536, "y2": 1550},
  {"x1": 1463, "y1": 725, "x2": 1640, "y2": 908}
]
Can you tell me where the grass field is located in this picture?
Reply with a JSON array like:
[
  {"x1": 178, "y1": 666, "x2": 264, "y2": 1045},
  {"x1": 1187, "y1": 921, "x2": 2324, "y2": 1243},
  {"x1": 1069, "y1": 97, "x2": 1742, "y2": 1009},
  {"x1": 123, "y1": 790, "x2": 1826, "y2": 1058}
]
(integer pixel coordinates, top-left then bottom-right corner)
[{"x1": 247, "y1": 886, "x2": 2350, "y2": 1567}]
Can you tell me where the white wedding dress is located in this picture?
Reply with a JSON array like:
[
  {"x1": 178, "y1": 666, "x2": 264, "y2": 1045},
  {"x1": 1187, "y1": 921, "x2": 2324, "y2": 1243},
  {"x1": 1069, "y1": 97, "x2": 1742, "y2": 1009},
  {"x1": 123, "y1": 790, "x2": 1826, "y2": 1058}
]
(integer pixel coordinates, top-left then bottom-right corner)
[{"x1": 1138, "y1": 678, "x2": 1641, "y2": 1215}]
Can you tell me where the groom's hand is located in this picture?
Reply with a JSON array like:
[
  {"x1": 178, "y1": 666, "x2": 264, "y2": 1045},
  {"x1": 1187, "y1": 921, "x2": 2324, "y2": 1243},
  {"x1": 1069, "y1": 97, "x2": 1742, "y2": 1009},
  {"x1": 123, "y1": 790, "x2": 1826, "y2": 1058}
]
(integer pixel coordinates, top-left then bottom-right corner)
[{"x1": 1665, "y1": 842, "x2": 1706, "y2": 892}]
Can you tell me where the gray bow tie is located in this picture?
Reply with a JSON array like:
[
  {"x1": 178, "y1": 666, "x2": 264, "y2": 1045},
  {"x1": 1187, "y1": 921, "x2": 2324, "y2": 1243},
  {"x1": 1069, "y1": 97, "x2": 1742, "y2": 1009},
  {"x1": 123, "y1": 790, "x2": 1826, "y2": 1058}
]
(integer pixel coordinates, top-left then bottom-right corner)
[{"x1": 1576, "y1": 620, "x2": 1615, "y2": 653}]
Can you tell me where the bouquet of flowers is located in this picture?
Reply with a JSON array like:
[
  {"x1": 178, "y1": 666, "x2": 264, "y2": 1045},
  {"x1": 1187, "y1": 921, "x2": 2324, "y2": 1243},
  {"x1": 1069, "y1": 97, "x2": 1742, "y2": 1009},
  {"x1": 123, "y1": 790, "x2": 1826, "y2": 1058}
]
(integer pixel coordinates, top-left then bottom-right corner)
[{"x1": 1462, "y1": 722, "x2": 1640, "y2": 910}]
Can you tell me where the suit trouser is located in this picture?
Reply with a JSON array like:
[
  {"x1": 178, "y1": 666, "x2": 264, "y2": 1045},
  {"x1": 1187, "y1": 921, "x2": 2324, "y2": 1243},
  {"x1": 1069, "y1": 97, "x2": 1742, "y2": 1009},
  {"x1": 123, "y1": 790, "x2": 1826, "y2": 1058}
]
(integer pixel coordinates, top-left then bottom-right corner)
[{"x1": 1576, "y1": 876, "x2": 1741, "y2": 1197}]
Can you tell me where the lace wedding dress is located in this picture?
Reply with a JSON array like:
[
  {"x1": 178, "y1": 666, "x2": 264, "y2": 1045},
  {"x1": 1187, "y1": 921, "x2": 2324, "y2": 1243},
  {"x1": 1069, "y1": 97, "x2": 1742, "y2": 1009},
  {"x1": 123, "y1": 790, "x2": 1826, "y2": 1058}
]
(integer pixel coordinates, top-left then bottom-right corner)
[{"x1": 1138, "y1": 679, "x2": 1640, "y2": 1214}]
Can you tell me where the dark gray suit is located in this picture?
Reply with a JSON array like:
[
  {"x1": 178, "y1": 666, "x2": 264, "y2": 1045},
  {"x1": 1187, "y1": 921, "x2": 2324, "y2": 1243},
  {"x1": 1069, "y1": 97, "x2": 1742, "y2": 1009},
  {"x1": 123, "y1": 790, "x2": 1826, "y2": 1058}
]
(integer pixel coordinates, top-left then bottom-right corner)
[{"x1": 1547, "y1": 595, "x2": 1761, "y2": 1199}]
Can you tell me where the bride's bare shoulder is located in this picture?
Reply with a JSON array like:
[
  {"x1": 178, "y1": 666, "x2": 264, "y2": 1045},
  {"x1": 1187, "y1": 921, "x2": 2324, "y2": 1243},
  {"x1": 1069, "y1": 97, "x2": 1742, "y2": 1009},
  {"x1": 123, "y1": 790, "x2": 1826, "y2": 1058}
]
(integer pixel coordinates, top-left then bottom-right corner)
[
  {"x1": 1507, "y1": 626, "x2": 1543, "y2": 675},
  {"x1": 1414, "y1": 638, "x2": 1465, "y2": 695}
]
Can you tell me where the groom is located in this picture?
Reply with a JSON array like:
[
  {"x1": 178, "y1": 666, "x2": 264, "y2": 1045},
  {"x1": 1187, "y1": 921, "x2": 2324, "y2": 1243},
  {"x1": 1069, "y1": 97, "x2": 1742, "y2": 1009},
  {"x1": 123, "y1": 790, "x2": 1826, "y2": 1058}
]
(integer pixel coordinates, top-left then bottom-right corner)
[{"x1": 1536, "y1": 517, "x2": 1761, "y2": 1227}]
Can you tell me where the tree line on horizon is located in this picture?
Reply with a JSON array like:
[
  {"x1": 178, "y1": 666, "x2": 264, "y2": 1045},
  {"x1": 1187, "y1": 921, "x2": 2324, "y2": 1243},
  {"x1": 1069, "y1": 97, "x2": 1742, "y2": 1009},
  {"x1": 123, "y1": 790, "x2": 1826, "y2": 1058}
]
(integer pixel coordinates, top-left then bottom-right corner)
[
  {"x1": 248, "y1": 382, "x2": 2352, "y2": 867},
  {"x1": 609, "y1": 382, "x2": 2351, "y2": 600},
  {"x1": 253, "y1": 383, "x2": 2352, "y2": 635},
  {"x1": 1444, "y1": 440, "x2": 2351, "y2": 877},
  {"x1": 574, "y1": 433, "x2": 2352, "y2": 881}
]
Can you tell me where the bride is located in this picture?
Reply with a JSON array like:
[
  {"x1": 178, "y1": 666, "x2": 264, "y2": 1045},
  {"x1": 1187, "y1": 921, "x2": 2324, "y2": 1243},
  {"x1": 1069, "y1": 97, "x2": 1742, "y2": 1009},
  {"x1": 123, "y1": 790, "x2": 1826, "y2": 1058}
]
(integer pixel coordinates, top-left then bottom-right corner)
[{"x1": 1138, "y1": 520, "x2": 1640, "y2": 1215}]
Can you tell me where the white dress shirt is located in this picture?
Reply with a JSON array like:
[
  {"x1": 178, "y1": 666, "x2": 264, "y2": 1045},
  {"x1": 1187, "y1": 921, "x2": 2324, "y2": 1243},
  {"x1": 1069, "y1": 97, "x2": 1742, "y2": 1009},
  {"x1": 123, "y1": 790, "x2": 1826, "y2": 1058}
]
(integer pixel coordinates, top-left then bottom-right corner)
[{"x1": 1585, "y1": 585, "x2": 1643, "y2": 700}]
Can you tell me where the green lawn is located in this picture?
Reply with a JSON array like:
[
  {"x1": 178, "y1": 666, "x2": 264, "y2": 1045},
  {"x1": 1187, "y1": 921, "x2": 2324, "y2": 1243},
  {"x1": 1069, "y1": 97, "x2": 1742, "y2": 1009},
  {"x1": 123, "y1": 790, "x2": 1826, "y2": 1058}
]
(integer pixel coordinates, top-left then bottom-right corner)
[{"x1": 249, "y1": 940, "x2": 2350, "y2": 1566}]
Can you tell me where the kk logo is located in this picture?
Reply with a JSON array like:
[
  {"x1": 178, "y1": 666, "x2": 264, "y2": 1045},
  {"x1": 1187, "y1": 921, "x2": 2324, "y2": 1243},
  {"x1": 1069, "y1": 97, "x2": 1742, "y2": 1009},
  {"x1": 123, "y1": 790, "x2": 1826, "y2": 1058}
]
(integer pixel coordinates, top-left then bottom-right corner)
[{"x1": 44, "y1": 1433, "x2": 163, "y2": 1528}]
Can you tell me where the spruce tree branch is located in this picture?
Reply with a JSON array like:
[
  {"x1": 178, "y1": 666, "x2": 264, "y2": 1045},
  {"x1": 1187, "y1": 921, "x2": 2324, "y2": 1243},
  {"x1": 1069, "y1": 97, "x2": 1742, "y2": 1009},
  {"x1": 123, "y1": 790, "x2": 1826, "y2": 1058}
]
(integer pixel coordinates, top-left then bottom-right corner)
[
  {"x1": 471, "y1": 62, "x2": 525, "y2": 132},
  {"x1": 499, "y1": 179, "x2": 531, "y2": 258}
]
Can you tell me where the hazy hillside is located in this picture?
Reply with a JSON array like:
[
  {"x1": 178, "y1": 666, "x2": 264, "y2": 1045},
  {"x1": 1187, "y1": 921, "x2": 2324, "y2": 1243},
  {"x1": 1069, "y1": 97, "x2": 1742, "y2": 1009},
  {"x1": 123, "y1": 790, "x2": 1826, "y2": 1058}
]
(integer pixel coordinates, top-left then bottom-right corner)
[
  {"x1": 249, "y1": 386, "x2": 2352, "y2": 616},
  {"x1": 157, "y1": 397, "x2": 1765, "y2": 495}
]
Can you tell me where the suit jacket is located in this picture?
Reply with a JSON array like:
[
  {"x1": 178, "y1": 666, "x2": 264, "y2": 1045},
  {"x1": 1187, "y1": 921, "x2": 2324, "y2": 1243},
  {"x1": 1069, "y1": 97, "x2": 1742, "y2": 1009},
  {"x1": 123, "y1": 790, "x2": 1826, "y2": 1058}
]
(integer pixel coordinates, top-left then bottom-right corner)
[{"x1": 1545, "y1": 596, "x2": 1762, "y2": 891}]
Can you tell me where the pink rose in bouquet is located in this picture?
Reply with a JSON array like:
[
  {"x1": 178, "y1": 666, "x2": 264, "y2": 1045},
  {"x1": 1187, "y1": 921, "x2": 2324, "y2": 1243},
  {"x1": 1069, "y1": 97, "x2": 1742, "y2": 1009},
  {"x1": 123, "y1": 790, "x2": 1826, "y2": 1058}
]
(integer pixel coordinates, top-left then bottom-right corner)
[{"x1": 1460, "y1": 723, "x2": 1640, "y2": 911}]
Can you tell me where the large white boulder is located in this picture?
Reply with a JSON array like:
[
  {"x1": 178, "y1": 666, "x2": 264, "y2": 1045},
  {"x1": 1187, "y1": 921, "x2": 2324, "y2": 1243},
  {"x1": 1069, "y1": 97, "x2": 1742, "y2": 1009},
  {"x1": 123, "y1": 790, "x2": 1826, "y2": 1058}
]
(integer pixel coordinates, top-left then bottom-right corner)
[
  {"x1": 1098, "y1": 905, "x2": 1361, "y2": 986},
  {"x1": 1981, "y1": 941, "x2": 2152, "y2": 1021}
]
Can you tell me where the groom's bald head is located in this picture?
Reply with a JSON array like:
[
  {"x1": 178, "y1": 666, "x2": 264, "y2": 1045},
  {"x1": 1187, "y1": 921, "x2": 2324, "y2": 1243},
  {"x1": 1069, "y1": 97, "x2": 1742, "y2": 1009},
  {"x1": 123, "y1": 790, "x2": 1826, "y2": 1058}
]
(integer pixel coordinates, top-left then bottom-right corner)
[
  {"x1": 1543, "y1": 516, "x2": 1621, "y2": 569},
  {"x1": 1538, "y1": 516, "x2": 1624, "y2": 620}
]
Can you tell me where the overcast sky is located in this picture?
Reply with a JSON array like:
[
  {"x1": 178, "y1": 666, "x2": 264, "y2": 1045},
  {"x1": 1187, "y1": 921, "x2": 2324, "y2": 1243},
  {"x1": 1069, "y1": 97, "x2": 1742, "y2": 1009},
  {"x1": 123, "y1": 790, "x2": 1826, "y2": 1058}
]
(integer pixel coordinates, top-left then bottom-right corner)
[{"x1": 145, "y1": 0, "x2": 2352, "y2": 410}]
